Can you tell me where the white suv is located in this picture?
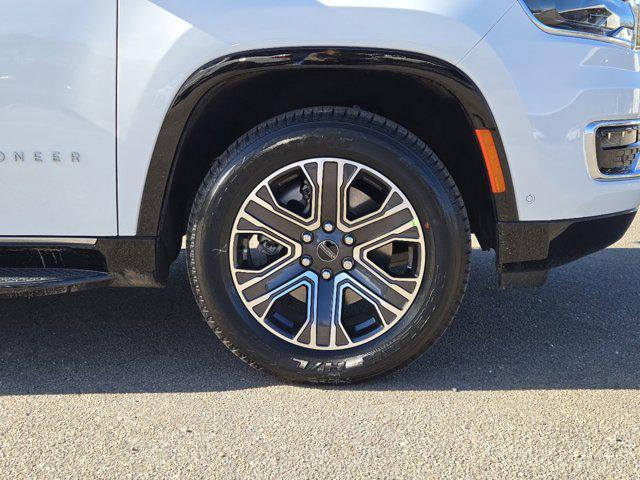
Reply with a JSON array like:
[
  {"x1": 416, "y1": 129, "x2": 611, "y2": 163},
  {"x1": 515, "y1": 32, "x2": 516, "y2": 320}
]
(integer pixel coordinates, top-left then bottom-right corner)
[{"x1": 1, "y1": 0, "x2": 639, "y2": 382}]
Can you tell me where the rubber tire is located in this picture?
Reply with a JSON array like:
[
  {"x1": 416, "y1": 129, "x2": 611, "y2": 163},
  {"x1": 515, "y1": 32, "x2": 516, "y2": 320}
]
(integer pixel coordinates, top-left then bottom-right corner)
[{"x1": 187, "y1": 106, "x2": 470, "y2": 384}]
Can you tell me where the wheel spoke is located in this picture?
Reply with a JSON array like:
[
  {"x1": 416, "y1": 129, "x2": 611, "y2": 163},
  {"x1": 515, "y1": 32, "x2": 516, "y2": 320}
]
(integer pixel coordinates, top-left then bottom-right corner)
[
  {"x1": 338, "y1": 274, "x2": 402, "y2": 326},
  {"x1": 313, "y1": 278, "x2": 338, "y2": 347},
  {"x1": 302, "y1": 162, "x2": 321, "y2": 226},
  {"x1": 236, "y1": 214, "x2": 290, "y2": 241},
  {"x1": 355, "y1": 224, "x2": 422, "y2": 293},
  {"x1": 295, "y1": 275, "x2": 351, "y2": 348},
  {"x1": 244, "y1": 197, "x2": 306, "y2": 242},
  {"x1": 232, "y1": 214, "x2": 301, "y2": 284},
  {"x1": 348, "y1": 193, "x2": 415, "y2": 246},
  {"x1": 319, "y1": 161, "x2": 339, "y2": 226},
  {"x1": 246, "y1": 268, "x2": 309, "y2": 319},
  {"x1": 242, "y1": 260, "x2": 305, "y2": 303},
  {"x1": 338, "y1": 163, "x2": 359, "y2": 227},
  {"x1": 349, "y1": 264, "x2": 411, "y2": 310}
]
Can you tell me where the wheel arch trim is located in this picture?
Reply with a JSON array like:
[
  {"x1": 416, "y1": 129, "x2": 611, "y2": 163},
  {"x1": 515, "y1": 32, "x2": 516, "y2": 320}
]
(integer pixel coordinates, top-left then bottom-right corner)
[{"x1": 135, "y1": 47, "x2": 519, "y2": 237}]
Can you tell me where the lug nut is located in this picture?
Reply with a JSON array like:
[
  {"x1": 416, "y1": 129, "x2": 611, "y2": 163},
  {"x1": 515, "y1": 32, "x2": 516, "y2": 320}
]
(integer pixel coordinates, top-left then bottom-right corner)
[
  {"x1": 300, "y1": 256, "x2": 313, "y2": 267},
  {"x1": 321, "y1": 269, "x2": 333, "y2": 280},
  {"x1": 342, "y1": 258, "x2": 354, "y2": 271},
  {"x1": 343, "y1": 234, "x2": 355, "y2": 246},
  {"x1": 323, "y1": 222, "x2": 335, "y2": 233},
  {"x1": 301, "y1": 232, "x2": 313, "y2": 244}
]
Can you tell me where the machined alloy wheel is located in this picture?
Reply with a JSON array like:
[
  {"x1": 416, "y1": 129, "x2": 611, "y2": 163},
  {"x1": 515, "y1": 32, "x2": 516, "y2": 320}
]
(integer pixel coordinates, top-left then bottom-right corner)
[
  {"x1": 188, "y1": 107, "x2": 470, "y2": 383},
  {"x1": 230, "y1": 158, "x2": 426, "y2": 350}
]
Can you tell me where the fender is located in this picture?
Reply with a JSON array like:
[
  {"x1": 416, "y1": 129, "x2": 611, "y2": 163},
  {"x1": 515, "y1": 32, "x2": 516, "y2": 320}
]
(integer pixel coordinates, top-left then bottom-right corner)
[{"x1": 136, "y1": 47, "x2": 519, "y2": 237}]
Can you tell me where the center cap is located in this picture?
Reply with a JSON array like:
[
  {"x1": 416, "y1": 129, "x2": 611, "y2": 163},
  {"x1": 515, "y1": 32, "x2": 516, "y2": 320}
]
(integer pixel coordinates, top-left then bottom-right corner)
[{"x1": 317, "y1": 240, "x2": 339, "y2": 262}]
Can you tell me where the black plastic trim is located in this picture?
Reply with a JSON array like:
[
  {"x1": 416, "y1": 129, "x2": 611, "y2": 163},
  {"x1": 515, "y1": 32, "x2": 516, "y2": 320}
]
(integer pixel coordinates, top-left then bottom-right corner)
[
  {"x1": 136, "y1": 47, "x2": 519, "y2": 237},
  {"x1": 497, "y1": 209, "x2": 637, "y2": 288},
  {"x1": 0, "y1": 238, "x2": 164, "y2": 290},
  {"x1": 95, "y1": 237, "x2": 165, "y2": 287}
]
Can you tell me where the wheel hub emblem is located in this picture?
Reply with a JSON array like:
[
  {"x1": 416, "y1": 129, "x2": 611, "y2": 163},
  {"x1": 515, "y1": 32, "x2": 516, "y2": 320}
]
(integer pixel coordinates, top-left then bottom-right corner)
[{"x1": 317, "y1": 240, "x2": 339, "y2": 262}]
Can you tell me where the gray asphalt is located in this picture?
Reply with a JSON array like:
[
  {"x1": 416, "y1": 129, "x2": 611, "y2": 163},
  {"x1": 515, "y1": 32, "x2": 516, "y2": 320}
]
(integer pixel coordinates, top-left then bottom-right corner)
[{"x1": 1, "y1": 219, "x2": 640, "y2": 479}]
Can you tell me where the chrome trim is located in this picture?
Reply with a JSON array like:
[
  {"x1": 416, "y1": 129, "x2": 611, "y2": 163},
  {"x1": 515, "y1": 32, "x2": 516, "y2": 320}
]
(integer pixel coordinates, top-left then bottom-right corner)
[
  {"x1": 517, "y1": 0, "x2": 640, "y2": 50},
  {"x1": 585, "y1": 119, "x2": 640, "y2": 181},
  {"x1": 0, "y1": 237, "x2": 97, "y2": 245}
]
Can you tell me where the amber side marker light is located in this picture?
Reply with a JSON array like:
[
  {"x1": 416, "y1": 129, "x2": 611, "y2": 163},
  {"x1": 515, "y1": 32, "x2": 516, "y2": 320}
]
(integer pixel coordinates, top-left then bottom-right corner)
[{"x1": 475, "y1": 129, "x2": 506, "y2": 194}]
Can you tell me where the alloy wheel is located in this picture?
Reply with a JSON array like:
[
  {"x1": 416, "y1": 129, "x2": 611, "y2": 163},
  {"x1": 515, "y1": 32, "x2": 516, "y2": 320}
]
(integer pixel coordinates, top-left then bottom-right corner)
[{"x1": 229, "y1": 158, "x2": 427, "y2": 350}]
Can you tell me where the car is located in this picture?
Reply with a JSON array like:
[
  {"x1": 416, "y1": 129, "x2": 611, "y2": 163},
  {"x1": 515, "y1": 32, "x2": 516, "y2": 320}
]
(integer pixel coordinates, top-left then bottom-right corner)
[{"x1": 1, "y1": 0, "x2": 639, "y2": 383}]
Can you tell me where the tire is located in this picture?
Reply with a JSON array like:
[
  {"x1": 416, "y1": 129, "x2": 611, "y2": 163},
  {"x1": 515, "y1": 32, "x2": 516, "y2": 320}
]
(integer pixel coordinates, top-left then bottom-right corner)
[{"x1": 187, "y1": 106, "x2": 470, "y2": 383}]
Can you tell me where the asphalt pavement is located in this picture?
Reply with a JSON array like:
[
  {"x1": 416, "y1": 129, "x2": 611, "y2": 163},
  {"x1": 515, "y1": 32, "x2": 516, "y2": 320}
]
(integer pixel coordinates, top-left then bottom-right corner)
[{"x1": 1, "y1": 218, "x2": 639, "y2": 478}]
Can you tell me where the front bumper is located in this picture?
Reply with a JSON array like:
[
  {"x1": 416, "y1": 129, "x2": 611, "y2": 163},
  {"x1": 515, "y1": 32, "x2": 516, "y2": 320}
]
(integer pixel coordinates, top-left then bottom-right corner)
[
  {"x1": 497, "y1": 209, "x2": 636, "y2": 288},
  {"x1": 460, "y1": 2, "x2": 640, "y2": 222}
]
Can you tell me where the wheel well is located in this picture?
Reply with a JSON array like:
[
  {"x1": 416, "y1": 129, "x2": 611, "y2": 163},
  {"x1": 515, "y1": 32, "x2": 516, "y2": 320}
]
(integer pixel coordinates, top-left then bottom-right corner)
[{"x1": 160, "y1": 68, "x2": 498, "y2": 265}]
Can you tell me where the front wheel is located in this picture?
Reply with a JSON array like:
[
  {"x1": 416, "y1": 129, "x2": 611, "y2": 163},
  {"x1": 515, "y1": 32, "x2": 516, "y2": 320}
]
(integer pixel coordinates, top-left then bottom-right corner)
[{"x1": 187, "y1": 107, "x2": 470, "y2": 383}]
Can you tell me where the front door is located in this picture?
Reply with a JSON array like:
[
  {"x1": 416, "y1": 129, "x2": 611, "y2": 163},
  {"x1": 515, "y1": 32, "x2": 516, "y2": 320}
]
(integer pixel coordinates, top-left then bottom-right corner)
[{"x1": 0, "y1": 0, "x2": 117, "y2": 236}]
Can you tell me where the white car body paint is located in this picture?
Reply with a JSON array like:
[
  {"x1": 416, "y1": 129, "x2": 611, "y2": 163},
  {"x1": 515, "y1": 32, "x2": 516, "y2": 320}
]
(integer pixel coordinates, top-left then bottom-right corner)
[
  {"x1": 459, "y1": 3, "x2": 640, "y2": 220},
  {"x1": 0, "y1": 0, "x2": 639, "y2": 235},
  {"x1": 0, "y1": 1, "x2": 117, "y2": 236}
]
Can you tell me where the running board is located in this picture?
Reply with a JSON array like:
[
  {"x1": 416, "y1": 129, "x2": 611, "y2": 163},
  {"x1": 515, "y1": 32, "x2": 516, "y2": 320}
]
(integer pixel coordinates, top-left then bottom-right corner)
[{"x1": 0, "y1": 268, "x2": 112, "y2": 298}]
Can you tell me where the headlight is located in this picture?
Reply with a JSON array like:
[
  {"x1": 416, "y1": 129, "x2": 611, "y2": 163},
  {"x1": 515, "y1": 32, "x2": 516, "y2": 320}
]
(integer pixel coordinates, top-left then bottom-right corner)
[{"x1": 519, "y1": 0, "x2": 639, "y2": 49}]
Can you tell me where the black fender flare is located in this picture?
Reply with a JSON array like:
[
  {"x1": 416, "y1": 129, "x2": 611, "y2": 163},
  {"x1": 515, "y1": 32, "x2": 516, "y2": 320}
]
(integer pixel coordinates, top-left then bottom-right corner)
[{"x1": 136, "y1": 47, "x2": 518, "y2": 236}]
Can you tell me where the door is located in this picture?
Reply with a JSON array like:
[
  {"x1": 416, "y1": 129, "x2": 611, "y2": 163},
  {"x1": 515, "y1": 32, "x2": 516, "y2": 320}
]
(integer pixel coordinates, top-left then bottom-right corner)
[{"x1": 0, "y1": 1, "x2": 117, "y2": 236}]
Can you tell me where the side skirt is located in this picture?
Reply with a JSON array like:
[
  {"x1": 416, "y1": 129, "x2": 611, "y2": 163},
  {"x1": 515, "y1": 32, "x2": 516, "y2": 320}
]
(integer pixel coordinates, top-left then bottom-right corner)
[{"x1": 0, "y1": 237, "x2": 165, "y2": 297}]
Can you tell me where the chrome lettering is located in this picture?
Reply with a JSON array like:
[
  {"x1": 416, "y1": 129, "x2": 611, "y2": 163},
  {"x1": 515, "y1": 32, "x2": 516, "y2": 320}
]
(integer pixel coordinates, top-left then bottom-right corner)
[{"x1": 0, "y1": 150, "x2": 82, "y2": 164}]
